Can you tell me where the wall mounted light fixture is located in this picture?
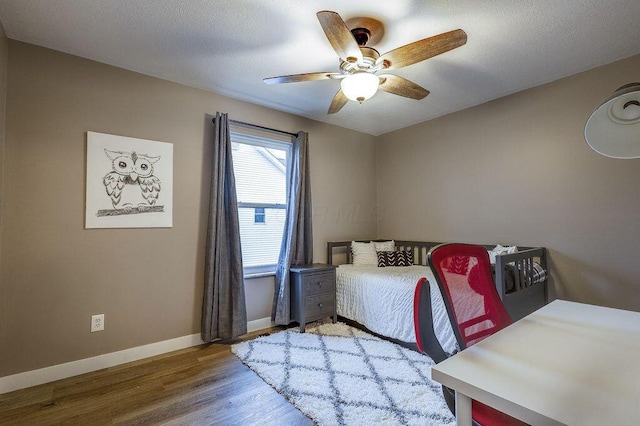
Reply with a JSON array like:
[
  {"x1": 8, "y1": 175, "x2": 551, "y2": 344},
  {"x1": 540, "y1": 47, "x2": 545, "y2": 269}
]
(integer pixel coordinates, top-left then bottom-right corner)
[{"x1": 584, "y1": 82, "x2": 640, "y2": 159}]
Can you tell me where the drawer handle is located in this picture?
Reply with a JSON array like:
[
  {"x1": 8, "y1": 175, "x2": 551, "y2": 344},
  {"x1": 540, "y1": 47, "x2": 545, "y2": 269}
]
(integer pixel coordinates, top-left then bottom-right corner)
[
  {"x1": 318, "y1": 303, "x2": 323, "y2": 308},
  {"x1": 317, "y1": 282, "x2": 323, "y2": 288}
]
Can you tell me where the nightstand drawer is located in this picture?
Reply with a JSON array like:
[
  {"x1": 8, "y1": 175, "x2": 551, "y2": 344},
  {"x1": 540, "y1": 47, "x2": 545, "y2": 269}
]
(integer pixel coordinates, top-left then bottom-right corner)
[
  {"x1": 303, "y1": 273, "x2": 335, "y2": 296},
  {"x1": 305, "y1": 293, "x2": 335, "y2": 317}
]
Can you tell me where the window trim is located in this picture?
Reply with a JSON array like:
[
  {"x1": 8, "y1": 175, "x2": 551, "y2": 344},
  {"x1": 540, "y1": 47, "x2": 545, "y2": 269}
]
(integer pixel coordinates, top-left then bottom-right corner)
[
  {"x1": 243, "y1": 263, "x2": 278, "y2": 278},
  {"x1": 239, "y1": 202, "x2": 287, "y2": 209},
  {"x1": 231, "y1": 127, "x2": 293, "y2": 275}
]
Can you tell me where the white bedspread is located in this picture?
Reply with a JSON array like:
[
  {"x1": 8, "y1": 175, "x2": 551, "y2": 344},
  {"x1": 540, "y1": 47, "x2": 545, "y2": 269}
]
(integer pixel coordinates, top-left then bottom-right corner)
[{"x1": 336, "y1": 265, "x2": 458, "y2": 354}]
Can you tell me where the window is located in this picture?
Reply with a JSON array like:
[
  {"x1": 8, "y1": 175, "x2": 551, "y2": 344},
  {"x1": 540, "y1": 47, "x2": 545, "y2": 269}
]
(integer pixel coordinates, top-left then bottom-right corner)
[
  {"x1": 231, "y1": 125, "x2": 292, "y2": 275},
  {"x1": 254, "y1": 207, "x2": 265, "y2": 223}
]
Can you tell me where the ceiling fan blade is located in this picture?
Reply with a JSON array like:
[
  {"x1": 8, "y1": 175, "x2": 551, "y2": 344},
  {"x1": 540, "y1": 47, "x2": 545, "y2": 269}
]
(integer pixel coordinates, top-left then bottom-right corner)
[
  {"x1": 377, "y1": 29, "x2": 467, "y2": 70},
  {"x1": 378, "y1": 74, "x2": 430, "y2": 100},
  {"x1": 328, "y1": 89, "x2": 348, "y2": 114},
  {"x1": 316, "y1": 11, "x2": 363, "y2": 63},
  {"x1": 263, "y1": 72, "x2": 342, "y2": 85}
]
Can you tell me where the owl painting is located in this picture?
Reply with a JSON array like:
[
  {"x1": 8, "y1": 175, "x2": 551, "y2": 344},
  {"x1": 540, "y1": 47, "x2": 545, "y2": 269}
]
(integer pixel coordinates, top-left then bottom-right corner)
[
  {"x1": 86, "y1": 131, "x2": 172, "y2": 228},
  {"x1": 103, "y1": 149, "x2": 162, "y2": 210}
]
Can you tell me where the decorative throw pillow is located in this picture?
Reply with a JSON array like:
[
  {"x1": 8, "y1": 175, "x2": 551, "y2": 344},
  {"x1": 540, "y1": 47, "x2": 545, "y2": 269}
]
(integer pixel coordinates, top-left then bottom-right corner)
[
  {"x1": 377, "y1": 250, "x2": 414, "y2": 267},
  {"x1": 374, "y1": 240, "x2": 395, "y2": 252},
  {"x1": 351, "y1": 240, "x2": 396, "y2": 266},
  {"x1": 487, "y1": 245, "x2": 518, "y2": 264},
  {"x1": 351, "y1": 241, "x2": 378, "y2": 266}
]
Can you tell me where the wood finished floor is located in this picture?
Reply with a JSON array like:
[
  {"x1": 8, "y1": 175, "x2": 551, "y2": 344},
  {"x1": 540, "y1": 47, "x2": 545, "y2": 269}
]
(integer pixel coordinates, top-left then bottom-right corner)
[{"x1": 0, "y1": 328, "x2": 314, "y2": 425}]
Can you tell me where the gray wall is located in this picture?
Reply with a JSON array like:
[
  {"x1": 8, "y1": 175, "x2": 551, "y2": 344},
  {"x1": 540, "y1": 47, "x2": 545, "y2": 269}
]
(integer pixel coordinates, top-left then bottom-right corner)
[
  {"x1": 0, "y1": 41, "x2": 377, "y2": 377},
  {"x1": 376, "y1": 53, "x2": 640, "y2": 312},
  {"x1": 2, "y1": 37, "x2": 638, "y2": 380},
  {"x1": 0, "y1": 22, "x2": 7, "y2": 283}
]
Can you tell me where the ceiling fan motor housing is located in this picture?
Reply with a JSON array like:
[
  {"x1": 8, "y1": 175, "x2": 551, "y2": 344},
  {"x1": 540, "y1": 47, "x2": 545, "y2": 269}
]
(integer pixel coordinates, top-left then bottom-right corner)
[
  {"x1": 351, "y1": 27, "x2": 371, "y2": 46},
  {"x1": 340, "y1": 47, "x2": 381, "y2": 74}
]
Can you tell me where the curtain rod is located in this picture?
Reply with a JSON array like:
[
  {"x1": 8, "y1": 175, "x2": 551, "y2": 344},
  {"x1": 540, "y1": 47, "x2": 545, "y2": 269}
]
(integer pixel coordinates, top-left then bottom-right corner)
[{"x1": 228, "y1": 119, "x2": 298, "y2": 138}]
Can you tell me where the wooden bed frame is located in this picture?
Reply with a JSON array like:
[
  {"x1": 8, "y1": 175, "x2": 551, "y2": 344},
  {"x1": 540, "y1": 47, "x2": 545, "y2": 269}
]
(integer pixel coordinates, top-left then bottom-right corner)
[{"x1": 327, "y1": 240, "x2": 548, "y2": 321}]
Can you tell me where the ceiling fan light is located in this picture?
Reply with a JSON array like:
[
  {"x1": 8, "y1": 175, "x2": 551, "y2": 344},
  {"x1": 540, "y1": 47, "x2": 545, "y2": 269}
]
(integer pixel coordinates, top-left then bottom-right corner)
[{"x1": 341, "y1": 72, "x2": 379, "y2": 103}]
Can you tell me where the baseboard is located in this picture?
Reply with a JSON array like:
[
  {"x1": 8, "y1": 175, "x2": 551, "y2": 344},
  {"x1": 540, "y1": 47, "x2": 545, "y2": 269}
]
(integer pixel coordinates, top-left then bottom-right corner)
[
  {"x1": 0, "y1": 333, "x2": 203, "y2": 395},
  {"x1": 0, "y1": 317, "x2": 272, "y2": 395},
  {"x1": 247, "y1": 316, "x2": 273, "y2": 333}
]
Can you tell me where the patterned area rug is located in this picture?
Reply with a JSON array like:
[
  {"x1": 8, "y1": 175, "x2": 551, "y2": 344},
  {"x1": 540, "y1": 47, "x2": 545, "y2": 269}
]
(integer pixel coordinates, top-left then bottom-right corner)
[{"x1": 231, "y1": 322, "x2": 455, "y2": 426}]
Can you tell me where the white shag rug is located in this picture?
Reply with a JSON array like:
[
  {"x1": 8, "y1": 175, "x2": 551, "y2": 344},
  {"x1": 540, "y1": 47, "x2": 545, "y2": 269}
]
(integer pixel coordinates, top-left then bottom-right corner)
[{"x1": 231, "y1": 322, "x2": 455, "y2": 426}]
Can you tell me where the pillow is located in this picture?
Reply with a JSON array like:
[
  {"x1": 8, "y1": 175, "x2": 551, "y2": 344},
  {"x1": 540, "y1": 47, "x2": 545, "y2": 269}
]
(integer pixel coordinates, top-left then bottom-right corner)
[
  {"x1": 351, "y1": 240, "x2": 396, "y2": 266},
  {"x1": 374, "y1": 240, "x2": 395, "y2": 252},
  {"x1": 377, "y1": 250, "x2": 414, "y2": 267},
  {"x1": 351, "y1": 241, "x2": 378, "y2": 266},
  {"x1": 488, "y1": 245, "x2": 518, "y2": 263}
]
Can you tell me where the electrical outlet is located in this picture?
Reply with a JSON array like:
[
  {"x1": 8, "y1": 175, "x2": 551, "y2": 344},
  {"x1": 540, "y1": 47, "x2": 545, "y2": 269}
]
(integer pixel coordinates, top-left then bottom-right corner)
[{"x1": 91, "y1": 314, "x2": 105, "y2": 332}]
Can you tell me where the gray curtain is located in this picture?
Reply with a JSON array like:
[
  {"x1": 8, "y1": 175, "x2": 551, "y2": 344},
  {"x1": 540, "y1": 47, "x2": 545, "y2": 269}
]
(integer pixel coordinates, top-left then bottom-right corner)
[
  {"x1": 272, "y1": 131, "x2": 313, "y2": 325},
  {"x1": 201, "y1": 112, "x2": 247, "y2": 341}
]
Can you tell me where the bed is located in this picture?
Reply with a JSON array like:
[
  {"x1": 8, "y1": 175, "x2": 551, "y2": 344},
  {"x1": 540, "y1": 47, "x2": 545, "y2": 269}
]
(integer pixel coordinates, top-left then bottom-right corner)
[{"x1": 326, "y1": 240, "x2": 548, "y2": 355}]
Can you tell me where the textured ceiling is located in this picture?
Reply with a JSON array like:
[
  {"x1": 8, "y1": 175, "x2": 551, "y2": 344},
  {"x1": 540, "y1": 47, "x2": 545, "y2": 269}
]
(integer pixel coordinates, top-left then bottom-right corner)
[{"x1": 1, "y1": 0, "x2": 639, "y2": 135}]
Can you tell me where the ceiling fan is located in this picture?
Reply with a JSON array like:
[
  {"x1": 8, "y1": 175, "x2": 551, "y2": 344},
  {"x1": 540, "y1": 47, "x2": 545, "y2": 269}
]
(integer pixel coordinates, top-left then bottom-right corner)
[{"x1": 264, "y1": 11, "x2": 467, "y2": 114}]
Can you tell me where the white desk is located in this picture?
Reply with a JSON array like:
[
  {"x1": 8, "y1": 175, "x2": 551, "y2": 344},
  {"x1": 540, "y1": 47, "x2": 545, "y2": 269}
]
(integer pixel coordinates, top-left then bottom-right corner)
[{"x1": 431, "y1": 300, "x2": 640, "y2": 425}]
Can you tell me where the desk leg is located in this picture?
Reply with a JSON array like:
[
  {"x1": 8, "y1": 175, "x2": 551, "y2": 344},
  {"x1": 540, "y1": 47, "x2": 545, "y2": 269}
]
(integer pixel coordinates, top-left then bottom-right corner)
[{"x1": 455, "y1": 391, "x2": 472, "y2": 426}]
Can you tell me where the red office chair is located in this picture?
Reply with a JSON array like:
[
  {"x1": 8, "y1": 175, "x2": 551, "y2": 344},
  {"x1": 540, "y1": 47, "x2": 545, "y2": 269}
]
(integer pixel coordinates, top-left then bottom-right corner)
[
  {"x1": 428, "y1": 243, "x2": 512, "y2": 349},
  {"x1": 414, "y1": 244, "x2": 528, "y2": 426}
]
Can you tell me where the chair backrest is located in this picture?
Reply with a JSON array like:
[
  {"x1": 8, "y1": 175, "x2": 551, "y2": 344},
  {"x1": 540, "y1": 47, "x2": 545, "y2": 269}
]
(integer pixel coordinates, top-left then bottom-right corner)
[{"x1": 427, "y1": 243, "x2": 513, "y2": 349}]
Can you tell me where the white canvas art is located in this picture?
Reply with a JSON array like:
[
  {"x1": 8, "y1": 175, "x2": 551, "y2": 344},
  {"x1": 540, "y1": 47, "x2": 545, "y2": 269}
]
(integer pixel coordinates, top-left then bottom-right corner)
[{"x1": 86, "y1": 131, "x2": 173, "y2": 228}]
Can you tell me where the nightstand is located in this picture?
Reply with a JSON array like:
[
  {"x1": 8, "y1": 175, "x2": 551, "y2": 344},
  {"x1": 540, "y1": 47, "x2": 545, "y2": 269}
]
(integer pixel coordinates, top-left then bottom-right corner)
[{"x1": 290, "y1": 264, "x2": 337, "y2": 332}]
